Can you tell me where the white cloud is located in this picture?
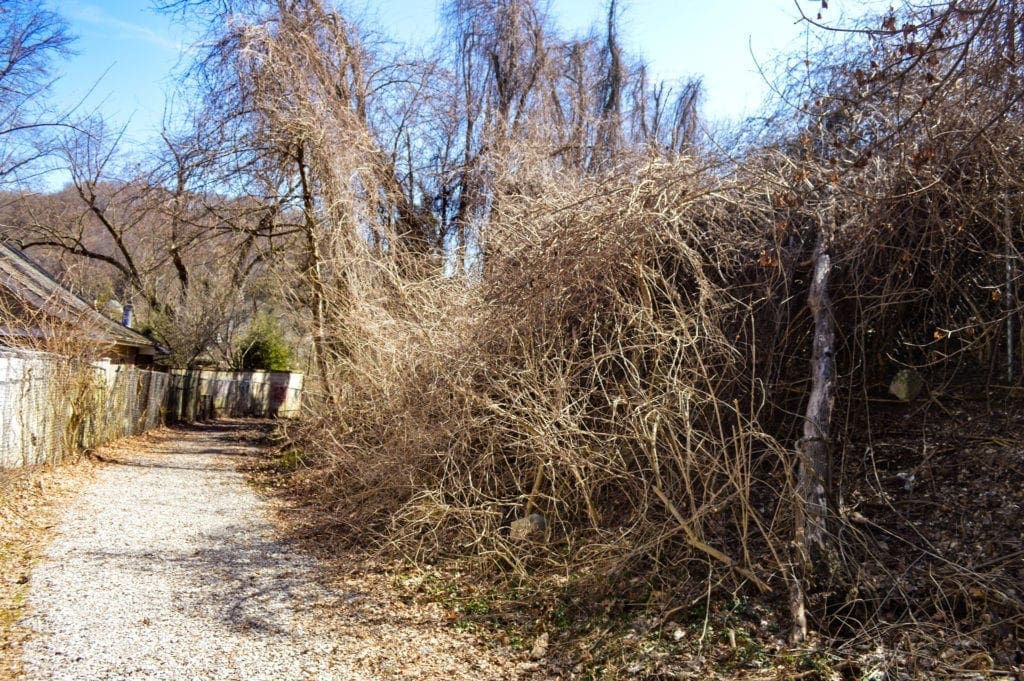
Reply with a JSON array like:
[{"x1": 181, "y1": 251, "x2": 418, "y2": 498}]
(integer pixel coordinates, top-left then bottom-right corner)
[{"x1": 65, "y1": 2, "x2": 185, "y2": 54}]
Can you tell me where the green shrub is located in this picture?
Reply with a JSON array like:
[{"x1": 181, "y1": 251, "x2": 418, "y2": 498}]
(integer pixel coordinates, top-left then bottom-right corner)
[{"x1": 234, "y1": 314, "x2": 293, "y2": 371}]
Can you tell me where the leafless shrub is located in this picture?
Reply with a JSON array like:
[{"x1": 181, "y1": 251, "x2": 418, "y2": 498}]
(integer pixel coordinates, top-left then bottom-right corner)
[
  {"x1": 164, "y1": 0, "x2": 1024, "y2": 666},
  {"x1": 297, "y1": 18, "x2": 1023, "y2": 647}
]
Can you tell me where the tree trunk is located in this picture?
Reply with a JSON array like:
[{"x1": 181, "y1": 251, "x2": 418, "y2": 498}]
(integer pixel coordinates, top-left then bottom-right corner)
[
  {"x1": 790, "y1": 233, "x2": 836, "y2": 643},
  {"x1": 296, "y1": 145, "x2": 339, "y2": 409}
]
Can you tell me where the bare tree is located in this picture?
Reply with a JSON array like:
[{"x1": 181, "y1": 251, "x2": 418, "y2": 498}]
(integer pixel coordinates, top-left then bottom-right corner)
[
  {"x1": 157, "y1": 0, "x2": 453, "y2": 393},
  {"x1": 0, "y1": 0, "x2": 74, "y2": 187},
  {"x1": 3, "y1": 117, "x2": 286, "y2": 366},
  {"x1": 431, "y1": 0, "x2": 705, "y2": 272}
]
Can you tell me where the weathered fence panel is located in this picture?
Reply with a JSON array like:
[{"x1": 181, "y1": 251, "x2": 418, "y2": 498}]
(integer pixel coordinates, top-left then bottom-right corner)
[
  {"x1": 0, "y1": 350, "x2": 69, "y2": 467},
  {"x1": 2, "y1": 350, "x2": 303, "y2": 468},
  {"x1": 0, "y1": 350, "x2": 171, "y2": 468},
  {"x1": 167, "y1": 369, "x2": 303, "y2": 421},
  {"x1": 90, "y1": 360, "x2": 170, "y2": 444}
]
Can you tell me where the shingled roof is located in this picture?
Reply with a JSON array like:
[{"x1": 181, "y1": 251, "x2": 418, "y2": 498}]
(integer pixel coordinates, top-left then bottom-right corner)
[{"x1": 0, "y1": 240, "x2": 159, "y2": 355}]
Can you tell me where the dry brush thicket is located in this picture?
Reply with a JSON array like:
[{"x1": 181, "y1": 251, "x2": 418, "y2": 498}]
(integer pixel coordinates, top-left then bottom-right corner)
[{"x1": 278, "y1": 0, "x2": 1024, "y2": 656}]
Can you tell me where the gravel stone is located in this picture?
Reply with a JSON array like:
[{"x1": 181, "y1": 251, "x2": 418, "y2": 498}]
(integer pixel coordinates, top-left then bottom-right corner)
[{"x1": 18, "y1": 423, "x2": 360, "y2": 680}]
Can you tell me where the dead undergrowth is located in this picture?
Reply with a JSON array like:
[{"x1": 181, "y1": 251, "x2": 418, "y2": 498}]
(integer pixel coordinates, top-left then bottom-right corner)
[
  {"x1": 823, "y1": 393, "x2": 1024, "y2": 678},
  {"x1": 266, "y1": 395, "x2": 1023, "y2": 679},
  {"x1": 269, "y1": 2, "x2": 1024, "y2": 677},
  {"x1": 282, "y1": 138, "x2": 1024, "y2": 674}
]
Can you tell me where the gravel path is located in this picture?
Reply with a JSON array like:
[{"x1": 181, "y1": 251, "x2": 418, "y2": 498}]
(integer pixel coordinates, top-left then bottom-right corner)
[{"x1": 17, "y1": 422, "x2": 518, "y2": 680}]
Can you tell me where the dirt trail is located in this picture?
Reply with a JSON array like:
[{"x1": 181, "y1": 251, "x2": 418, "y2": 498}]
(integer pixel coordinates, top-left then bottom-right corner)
[{"x1": 17, "y1": 422, "x2": 520, "y2": 680}]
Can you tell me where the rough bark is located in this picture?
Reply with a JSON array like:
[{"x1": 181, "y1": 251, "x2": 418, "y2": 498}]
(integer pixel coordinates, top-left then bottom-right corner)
[
  {"x1": 296, "y1": 144, "x2": 339, "y2": 408},
  {"x1": 790, "y1": 233, "x2": 836, "y2": 643}
]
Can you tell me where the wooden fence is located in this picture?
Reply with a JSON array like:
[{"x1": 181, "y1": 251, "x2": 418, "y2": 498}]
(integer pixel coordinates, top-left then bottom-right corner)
[
  {"x1": 0, "y1": 351, "x2": 169, "y2": 467},
  {"x1": 167, "y1": 369, "x2": 303, "y2": 422},
  {"x1": 1, "y1": 349, "x2": 303, "y2": 468}
]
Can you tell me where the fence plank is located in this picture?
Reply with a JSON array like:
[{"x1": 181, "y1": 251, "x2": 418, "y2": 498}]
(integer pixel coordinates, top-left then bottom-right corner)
[{"x1": 1, "y1": 350, "x2": 303, "y2": 469}]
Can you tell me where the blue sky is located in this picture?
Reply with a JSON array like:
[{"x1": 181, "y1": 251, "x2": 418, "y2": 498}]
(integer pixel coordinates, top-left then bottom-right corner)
[{"x1": 50, "y1": 1, "x2": 887, "y2": 148}]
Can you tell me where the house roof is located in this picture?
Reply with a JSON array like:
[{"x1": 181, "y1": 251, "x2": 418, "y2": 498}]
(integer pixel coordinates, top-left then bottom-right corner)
[{"x1": 0, "y1": 241, "x2": 159, "y2": 353}]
